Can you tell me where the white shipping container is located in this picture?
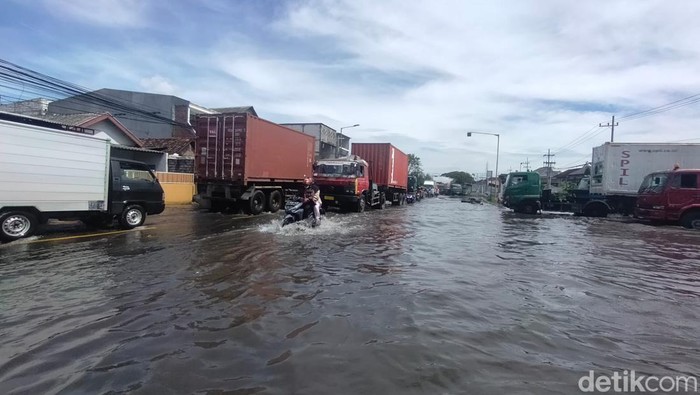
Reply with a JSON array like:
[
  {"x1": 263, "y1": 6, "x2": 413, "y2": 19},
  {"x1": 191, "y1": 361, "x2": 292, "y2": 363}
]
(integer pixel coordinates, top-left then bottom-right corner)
[
  {"x1": 590, "y1": 142, "x2": 700, "y2": 196},
  {"x1": 0, "y1": 118, "x2": 111, "y2": 212}
]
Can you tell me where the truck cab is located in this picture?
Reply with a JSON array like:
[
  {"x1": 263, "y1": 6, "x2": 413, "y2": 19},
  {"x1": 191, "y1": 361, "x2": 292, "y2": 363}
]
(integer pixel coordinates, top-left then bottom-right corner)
[
  {"x1": 635, "y1": 169, "x2": 700, "y2": 229},
  {"x1": 502, "y1": 171, "x2": 541, "y2": 214},
  {"x1": 313, "y1": 156, "x2": 382, "y2": 212}
]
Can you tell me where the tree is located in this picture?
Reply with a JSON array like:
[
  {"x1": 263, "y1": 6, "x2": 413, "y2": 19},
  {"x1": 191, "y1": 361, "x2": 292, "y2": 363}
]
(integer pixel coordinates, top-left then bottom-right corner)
[
  {"x1": 441, "y1": 171, "x2": 475, "y2": 186},
  {"x1": 408, "y1": 154, "x2": 423, "y2": 176}
]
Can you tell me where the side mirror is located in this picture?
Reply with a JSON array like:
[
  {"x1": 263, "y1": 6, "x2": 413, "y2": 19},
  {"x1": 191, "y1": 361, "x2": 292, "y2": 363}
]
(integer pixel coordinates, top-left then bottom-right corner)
[{"x1": 312, "y1": 163, "x2": 318, "y2": 171}]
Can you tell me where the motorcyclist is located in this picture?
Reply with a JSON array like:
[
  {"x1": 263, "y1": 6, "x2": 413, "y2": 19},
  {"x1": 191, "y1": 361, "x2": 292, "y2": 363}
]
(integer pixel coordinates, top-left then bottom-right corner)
[{"x1": 303, "y1": 177, "x2": 321, "y2": 225}]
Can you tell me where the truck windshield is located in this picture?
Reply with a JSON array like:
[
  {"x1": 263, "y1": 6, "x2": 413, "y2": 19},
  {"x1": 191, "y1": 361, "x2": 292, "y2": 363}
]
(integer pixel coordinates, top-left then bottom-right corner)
[
  {"x1": 639, "y1": 172, "x2": 668, "y2": 194},
  {"x1": 316, "y1": 163, "x2": 357, "y2": 177}
]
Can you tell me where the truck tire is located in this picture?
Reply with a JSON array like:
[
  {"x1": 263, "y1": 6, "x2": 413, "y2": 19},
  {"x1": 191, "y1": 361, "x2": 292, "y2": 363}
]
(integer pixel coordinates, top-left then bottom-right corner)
[
  {"x1": 267, "y1": 190, "x2": 283, "y2": 213},
  {"x1": 119, "y1": 205, "x2": 146, "y2": 229},
  {"x1": 356, "y1": 196, "x2": 366, "y2": 213},
  {"x1": 680, "y1": 211, "x2": 700, "y2": 229},
  {"x1": 521, "y1": 202, "x2": 538, "y2": 214},
  {"x1": 249, "y1": 190, "x2": 265, "y2": 215},
  {"x1": 583, "y1": 202, "x2": 608, "y2": 218},
  {"x1": 0, "y1": 211, "x2": 38, "y2": 242}
]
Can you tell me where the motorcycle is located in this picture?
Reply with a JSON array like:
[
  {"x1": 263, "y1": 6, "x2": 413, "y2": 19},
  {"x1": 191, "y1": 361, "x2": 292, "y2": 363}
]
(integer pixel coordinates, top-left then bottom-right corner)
[
  {"x1": 281, "y1": 200, "x2": 322, "y2": 227},
  {"x1": 405, "y1": 193, "x2": 416, "y2": 204}
]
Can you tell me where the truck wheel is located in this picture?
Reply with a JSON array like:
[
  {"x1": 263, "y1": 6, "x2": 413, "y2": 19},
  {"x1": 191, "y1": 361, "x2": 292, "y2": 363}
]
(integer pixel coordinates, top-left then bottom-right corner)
[
  {"x1": 356, "y1": 197, "x2": 366, "y2": 213},
  {"x1": 522, "y1": 202, "x2": 537, "y2": 214},
  {"x1": 680, "y1": 211, "x2": 700, "y2": 229},
  {"x1": 249, "y1": 190, "x2": 265, "y2": 215},
  {"x1": 0, "y1": 211, "x2": 38, "y2": 242},
  {"x1": 119, "y1": 205, "x2": 146, "y2": 229},
  {"x1": 267, "y1": 190, "x2": 283, "y2": 213},
  {"x1": 583, "y1": 203, "x2": 608, "y2": 218}
]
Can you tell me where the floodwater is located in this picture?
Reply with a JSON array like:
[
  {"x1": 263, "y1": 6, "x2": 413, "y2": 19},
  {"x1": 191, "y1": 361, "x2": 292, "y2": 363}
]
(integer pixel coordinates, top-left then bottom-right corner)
[{"x1": 1, "y1": 198, "x2": 699, "y2": 394}]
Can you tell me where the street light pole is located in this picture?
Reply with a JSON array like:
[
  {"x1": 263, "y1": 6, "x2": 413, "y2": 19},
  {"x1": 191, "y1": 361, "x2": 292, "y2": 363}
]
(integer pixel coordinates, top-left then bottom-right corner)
[
  {"x1": 338, "y1": 124, "x2": 359, "y2": 156},
  {"x1": 467, "y1": 131, "x2": 500, "y2": 199},
  {"x1": 340, "y1": 123, "x2": 360, "y2": 134}
]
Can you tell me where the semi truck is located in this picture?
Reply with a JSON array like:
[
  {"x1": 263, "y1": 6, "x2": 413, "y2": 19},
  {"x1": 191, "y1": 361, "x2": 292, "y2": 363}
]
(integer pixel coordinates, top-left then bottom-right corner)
[
  {"x1": 572, "y1": 142, "x2": 700, "y2": 217},
  {"x1": 312, "y1": 143, "x2": 408, "y2": 212},
  {"x1": 193, "y1": 113, "x2": 315, "y2": 214},
  {"x1": 0, "y1": 113, "x2": 165, "y2": 241}
]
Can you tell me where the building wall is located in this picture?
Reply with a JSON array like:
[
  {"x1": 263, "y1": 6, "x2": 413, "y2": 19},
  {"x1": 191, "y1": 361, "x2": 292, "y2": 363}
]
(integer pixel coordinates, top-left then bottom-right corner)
[
  {"x1": 156, "y1": 172, "x2": 195, "y2": 205},
  {"x1": 91, "y1": 119, "x2": 137, "y2": 146},
  {"x1": 48, "y1": 89, "x2": 190, "y2": 139}
]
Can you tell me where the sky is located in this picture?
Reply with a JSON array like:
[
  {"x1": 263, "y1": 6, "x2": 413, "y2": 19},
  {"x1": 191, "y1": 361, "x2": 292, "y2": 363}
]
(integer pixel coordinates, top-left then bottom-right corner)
[{"x1": 2, "y1": 0, "x2": 700, "y2": 176}]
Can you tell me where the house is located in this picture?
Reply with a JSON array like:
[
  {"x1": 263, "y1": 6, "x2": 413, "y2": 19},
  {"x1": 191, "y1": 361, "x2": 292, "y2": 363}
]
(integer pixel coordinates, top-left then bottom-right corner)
[
  {"x1": 141, "y1": 138, "x2": 195, "y2": 174},
  {"x1": 47, "y1": 88, "x2": 216, "y2": 139},
  {"x1": 280, "y1": 123, "x2": 350, "y2": 159},
  {"x1": 551, "y1": 164, "x2": 591, "y2": 190}
]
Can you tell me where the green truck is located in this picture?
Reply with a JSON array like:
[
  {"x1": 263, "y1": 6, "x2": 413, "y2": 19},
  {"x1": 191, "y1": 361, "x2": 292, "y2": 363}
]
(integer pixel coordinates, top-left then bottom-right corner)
[{"x1": 501, "y1": 171, "x2": 543, "y2": 214}]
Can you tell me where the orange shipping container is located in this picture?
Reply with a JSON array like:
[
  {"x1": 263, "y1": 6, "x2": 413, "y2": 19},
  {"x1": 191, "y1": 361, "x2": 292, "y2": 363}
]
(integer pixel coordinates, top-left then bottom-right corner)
[{"x1": 351, "y1": 143, "x2": 408, "y2": 190}]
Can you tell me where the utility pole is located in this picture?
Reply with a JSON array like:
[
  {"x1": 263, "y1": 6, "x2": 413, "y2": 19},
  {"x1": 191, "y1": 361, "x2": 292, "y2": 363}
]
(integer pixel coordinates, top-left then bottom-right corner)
[
  {"x1": 599, "y1": 115, "x2": 618, "y2": 142},
  {"x1": 543, "y1": 149, "x2": 556, "y2": 189},
  {"x1": 520, "y1": 157, "x2": 530, "y2": 172}
]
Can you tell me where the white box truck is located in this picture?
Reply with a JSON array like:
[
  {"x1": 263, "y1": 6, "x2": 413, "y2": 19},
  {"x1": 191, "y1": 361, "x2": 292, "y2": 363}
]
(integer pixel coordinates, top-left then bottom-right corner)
[
  {"x1": 0, "y1": 114, "x2": 165, "y2": 241},
  {"x1": 572, "y1": 142, "x2": 700, "y2": 216}
]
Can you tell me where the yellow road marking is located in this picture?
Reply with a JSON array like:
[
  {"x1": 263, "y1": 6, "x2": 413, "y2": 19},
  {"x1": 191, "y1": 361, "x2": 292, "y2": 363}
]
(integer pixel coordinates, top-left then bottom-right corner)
[{"x1": 25, "y1": 228, "x2": 156, "y2": 244}]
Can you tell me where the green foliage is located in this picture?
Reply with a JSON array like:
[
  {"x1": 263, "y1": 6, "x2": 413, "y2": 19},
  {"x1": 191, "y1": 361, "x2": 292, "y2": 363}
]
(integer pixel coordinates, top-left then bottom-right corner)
[
  {"x1": 440, "y1": 171, "x2": 475, "y2": 186},
  {"x1": 408, "y1": 154, "x2": 428, "y2": 186}
]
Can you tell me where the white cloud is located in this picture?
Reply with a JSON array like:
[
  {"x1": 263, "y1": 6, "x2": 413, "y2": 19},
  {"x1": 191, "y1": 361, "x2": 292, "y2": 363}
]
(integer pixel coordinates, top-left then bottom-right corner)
[
  {"x1": 43, "y1": 0, "x2": 147, "y2": 27},
  {"x1": 139, "y1": 75, "x2": 177, "y2": 95}
]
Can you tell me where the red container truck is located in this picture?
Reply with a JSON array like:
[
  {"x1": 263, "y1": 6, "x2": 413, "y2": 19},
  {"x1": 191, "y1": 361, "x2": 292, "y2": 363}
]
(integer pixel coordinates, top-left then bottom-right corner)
[
  {"x1": 194, "y1": 113, "x2": 315, "y2": 214},
  {"x1": 313, "y1": 142, "x2": 408, "y2": 212}
]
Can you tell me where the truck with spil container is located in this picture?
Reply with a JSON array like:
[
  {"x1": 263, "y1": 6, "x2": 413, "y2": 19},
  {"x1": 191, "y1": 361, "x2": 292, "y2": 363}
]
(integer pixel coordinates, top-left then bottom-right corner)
[
  {"x1": 572, "y1": 143, "x2": 700, "y2": 217},
  {"x1": 312, "y1": 143, "x2": 409, "y2": 212},
  {"x1": 194, "y1": 113, "x2": 315, "y2": 214},
  {"x1": 0, "y1": 113, "x2": 165, "y2": 241}
]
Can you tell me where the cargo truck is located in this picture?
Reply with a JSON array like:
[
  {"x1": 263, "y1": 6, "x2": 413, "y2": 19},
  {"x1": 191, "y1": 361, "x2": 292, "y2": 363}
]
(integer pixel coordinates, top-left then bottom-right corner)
[
  {"x1": 312, "y1": 143, "x2": 408, "y2": 212},
  {"x1": 194, "y1": 113, "x2": 315, "y2": 214},
  {"x1": 572, "y1": 142, "x2": 700, "y2": 217},
  {"x1": 0, "y1": 113, "x2": 165, "y2": 241},
  {"x1": 635, "y1": 168, "x2": 700, "y2": 229}
]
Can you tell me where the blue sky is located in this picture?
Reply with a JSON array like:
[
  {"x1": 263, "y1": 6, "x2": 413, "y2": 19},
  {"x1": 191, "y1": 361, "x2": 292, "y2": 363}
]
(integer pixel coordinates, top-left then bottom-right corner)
[{"x1": 2, "y1": 0, "x2": 700, "y2": 175}]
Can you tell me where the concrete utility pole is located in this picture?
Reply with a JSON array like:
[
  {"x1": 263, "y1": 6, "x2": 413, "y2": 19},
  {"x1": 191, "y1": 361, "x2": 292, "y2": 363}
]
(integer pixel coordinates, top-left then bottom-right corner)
[
  {"x1": 520, "y1": 158, "x2": 530, "y2": 172},
  {"x1": 543, "y1": 149, "x2": 556, "y2": 188},
  {"x1": 599, "y1": 115, "x2": 618, "y2": 142}
]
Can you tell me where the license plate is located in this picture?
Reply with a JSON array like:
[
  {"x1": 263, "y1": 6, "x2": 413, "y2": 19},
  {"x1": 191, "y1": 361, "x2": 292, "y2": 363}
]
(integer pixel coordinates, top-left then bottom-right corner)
[{"x1": 323, "y1": 195, "x2": 334, "y2": 201}]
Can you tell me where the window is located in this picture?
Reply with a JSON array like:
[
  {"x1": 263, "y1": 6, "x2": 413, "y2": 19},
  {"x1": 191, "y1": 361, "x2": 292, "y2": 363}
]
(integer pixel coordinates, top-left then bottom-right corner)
[
  {"x1": 120, "y1": 161, "x2": 155, "y2": 182},
  {"x1": 680, "y1": 174, "x2": 698, "y2": 189}
]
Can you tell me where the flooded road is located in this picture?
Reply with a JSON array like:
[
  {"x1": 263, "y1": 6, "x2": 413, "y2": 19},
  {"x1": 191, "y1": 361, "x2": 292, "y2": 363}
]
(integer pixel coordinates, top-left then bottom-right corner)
[{"x1": 1, "y1": 198, "x2": 699, "y2": 394}]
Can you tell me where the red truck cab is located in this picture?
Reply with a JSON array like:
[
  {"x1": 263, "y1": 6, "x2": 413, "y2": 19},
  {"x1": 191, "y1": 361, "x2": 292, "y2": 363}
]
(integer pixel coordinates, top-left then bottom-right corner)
[
  {"x1": 313, "y1": 156, "x2": 373, "y2": 212},
  {"x1": 635, "y1": 169, "x2": 700, "y2": 229}
]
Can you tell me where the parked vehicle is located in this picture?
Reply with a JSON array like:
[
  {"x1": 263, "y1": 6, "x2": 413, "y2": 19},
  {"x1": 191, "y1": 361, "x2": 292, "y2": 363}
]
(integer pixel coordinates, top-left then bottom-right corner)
[
  {"x1": 194, "y1": 113, "x2": 315, "y2": 214},
  {"x1": 0, "y1": 114, "x2": 165, "y2": 241},
  {"x1": 501, "y1": 171, "x2": 542, "y2": 214},
  {"x1": 635, "y1": 168, "x2": 700, "y2": 229},
  {"x1": 313, "y1": 143, "x2": 408, "y2": 212},
  {"x1": 450, "y1": 184, "x2": 463, "y2": 196},
  {"x1": 572, "y1": 142, "x2": 700, "y2": 217}
]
